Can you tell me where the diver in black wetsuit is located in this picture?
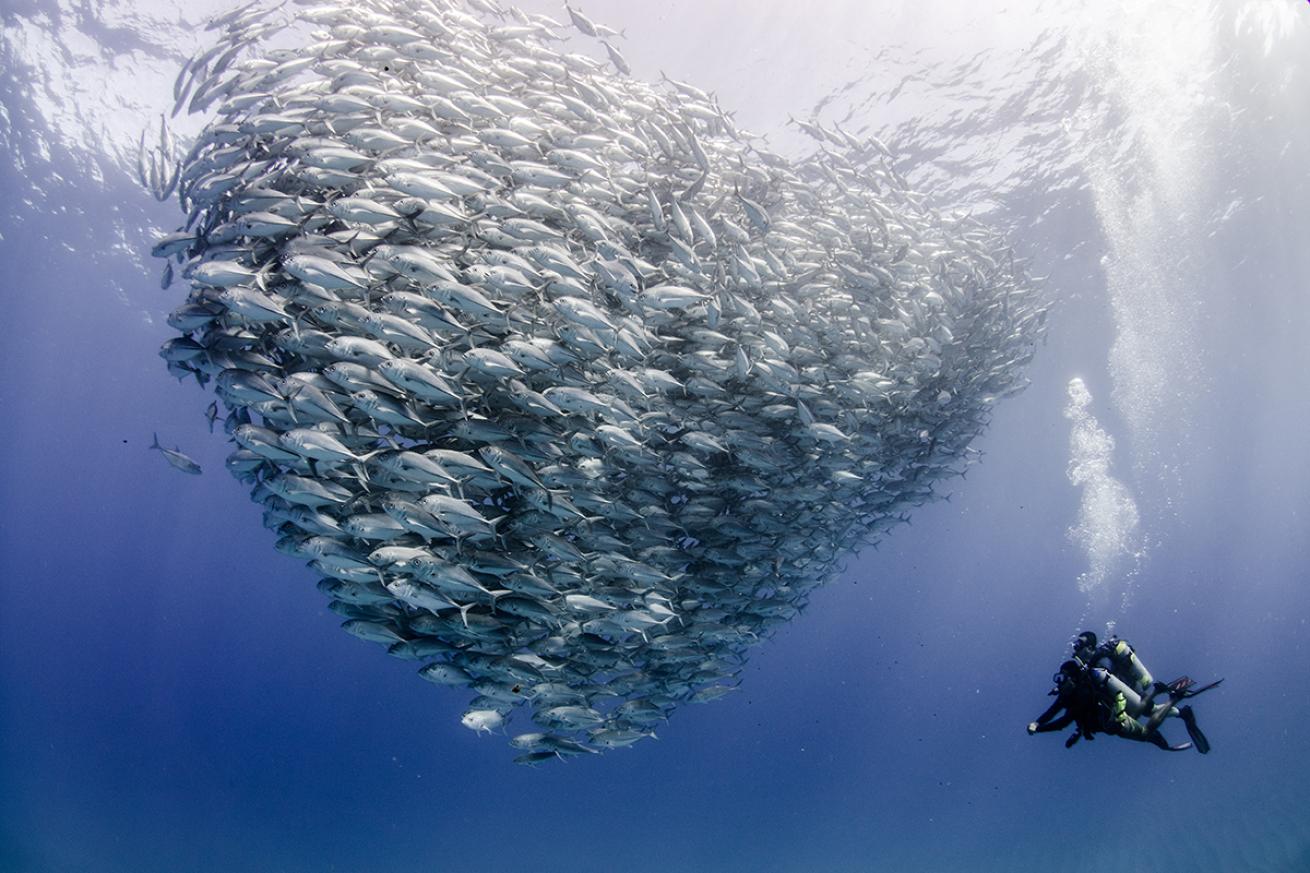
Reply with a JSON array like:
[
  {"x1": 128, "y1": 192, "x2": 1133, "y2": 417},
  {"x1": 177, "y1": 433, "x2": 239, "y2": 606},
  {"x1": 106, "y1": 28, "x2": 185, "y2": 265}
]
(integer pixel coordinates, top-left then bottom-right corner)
[
  {"x1": 1027, "y1": 659, "x2": 1104, "y2": 748},
  {"x1": 1073, "y1": 631, "x2": 1216, "y2": 754},
  {"x1": 1027, "y1": 636, "x2": 1215, "y2": 752}
]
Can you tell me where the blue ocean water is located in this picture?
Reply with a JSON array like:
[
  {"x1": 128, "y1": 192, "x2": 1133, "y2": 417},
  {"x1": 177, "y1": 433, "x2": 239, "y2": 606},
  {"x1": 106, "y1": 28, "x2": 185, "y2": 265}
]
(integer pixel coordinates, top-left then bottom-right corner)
[{"x1": 2, "y1": 1, "x2": 1309, "y2": 871}]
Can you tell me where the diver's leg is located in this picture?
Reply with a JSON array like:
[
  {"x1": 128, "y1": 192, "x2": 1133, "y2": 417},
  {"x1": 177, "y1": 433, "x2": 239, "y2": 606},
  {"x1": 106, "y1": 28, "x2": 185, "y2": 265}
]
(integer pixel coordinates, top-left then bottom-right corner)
[
  {"x1": 1111, "y1": 714, "x2": 1146, "y2": 742},
  {"x1": 1144, "y1": 699, "x2": 1182, "y2": 732},
  {"x1": 1146, "y1": 729, "x2": 1192, "y2": 752},
  {"x1": 1118, "y1": 716, "x2": 1192, "y2": 752}
]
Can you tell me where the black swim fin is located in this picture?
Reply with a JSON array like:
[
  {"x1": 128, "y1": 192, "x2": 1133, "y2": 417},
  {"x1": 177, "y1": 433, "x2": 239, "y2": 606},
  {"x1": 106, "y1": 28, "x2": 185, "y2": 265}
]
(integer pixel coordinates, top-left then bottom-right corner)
[
  {"x1": 1180, "y1": 705, "x2": 1210, "y2": 754},
  {"x1": 1164, "y1": 676, "x2": 1194, "y2": 698},
  {"x1": 1180, "y1": 678, "x2": 1224, "y2": 699},
  {"x1": 1162, "y1": 676, "x2": 1224, "y2": 700}
]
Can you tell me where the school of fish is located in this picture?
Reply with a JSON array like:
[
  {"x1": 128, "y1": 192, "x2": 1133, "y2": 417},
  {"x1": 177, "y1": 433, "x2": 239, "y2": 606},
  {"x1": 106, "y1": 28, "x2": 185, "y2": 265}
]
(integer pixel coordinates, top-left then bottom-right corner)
[{"x1": 149, "y1": 0, "x2": 1047, "y2": 761}]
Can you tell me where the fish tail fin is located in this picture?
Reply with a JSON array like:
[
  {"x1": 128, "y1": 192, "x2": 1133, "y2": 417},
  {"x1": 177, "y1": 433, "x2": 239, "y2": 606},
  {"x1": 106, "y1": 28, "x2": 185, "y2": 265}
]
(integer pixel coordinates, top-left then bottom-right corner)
[{"x1": 150, "y1": 432, "x2": 161, "y2": 451}]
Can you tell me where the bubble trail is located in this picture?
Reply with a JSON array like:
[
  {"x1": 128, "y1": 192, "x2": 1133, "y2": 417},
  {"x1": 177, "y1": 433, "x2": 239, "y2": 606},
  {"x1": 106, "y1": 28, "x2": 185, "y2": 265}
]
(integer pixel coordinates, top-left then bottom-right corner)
[{"x1": 1064, "y1": 376, "x2": 1141, "y2": 617}]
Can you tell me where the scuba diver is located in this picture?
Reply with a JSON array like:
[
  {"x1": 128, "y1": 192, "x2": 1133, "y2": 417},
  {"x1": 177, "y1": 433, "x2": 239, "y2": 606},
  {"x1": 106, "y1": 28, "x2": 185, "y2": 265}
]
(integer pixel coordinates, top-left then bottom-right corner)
[
  {"x1": 1076, "y1": 630, "x2": 1221, "y2": 753},
  {"x1": 1027, "y1": 631, "x2": 1221, "y2": 753},
  {"x1": 1026, "y1": 658, "x2": 1109, "y2": 749}
]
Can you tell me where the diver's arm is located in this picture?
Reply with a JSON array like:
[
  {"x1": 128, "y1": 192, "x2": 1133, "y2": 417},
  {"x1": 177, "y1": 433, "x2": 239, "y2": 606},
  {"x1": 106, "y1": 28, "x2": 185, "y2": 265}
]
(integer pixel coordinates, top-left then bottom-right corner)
[
  {"x1": 1029, "y1": 710, "x2": 1074, "y2": 734},
  {"x1": 1028, "y1": 698, "x2": 1068, "y2": 734}
]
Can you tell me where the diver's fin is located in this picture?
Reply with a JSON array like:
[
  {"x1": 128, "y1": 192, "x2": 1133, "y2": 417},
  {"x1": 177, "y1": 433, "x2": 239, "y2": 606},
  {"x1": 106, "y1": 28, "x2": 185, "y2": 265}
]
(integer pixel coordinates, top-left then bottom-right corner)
[
  {"x1": 1180, "y1": 705, "x2": 1210, "y2": 754},
  {"x1": 1166, "y1": 676, "x2": 1195, "y2": 696},
  {"x1": 1181, "y1": 678, "x2": 1224, "y2": 699},
  {"x1": 1165, "y1": 741, "x2": 1193, "y2": 752},
  {"x1": 1144, "y1": 704, "x2": 1173, "y2": 733}
]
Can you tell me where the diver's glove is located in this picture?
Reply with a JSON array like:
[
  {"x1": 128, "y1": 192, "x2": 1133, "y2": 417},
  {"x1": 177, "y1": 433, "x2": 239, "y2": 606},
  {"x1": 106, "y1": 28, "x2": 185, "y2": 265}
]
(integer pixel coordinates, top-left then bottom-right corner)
[{"x1": 1027, "y1": 722, "x2": 1038, "y2": 735}]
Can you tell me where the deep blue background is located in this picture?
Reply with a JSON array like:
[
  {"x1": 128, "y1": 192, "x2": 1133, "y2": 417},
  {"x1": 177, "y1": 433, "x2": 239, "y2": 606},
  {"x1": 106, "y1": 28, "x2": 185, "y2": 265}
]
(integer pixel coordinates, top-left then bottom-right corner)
[{"x1": 3, "y1": 2, "x2": 1310, "y2": 871}]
